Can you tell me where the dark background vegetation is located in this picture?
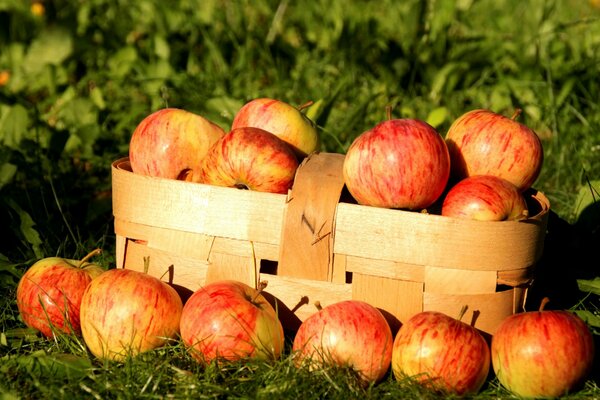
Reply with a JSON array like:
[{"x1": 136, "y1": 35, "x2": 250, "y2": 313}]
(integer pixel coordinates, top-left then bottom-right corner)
[{"x1": 1, "y1": 0, "x2": 599, "y2": 398}]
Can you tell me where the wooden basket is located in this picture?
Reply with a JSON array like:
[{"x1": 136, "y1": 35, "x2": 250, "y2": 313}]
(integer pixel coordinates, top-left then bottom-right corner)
[{"x1": 111, "y1": 152, "x2": 550, "y2": 335}]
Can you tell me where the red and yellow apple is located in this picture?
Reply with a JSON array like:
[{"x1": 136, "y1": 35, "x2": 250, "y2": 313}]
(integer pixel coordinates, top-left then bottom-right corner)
[
  {"x1": 16, "y1": 249, "x2": 104, "y2": 337},
  {"x1": 196, "y1": 127, "x2": 299, "y2": 194},
  {"x1": 80, "y1": 268, "x2": 183, "y2": 361},
  {"x1": 343, "y1": 118, "x2": 450, "y2": 210},
  {"x1": 445, "y1": 109, "x2": 544, "y2": 191},
  {"x1": 392, "y1": 311, "x2": 490, "y2": 396},
  {"x1": 129, "y1": 107, "x2": 225, "y2": 180},
  {"x1": 179, "y1": 280, "x2": 284, "y2": 364},
  {"x1": 231, "y1": 97, "x2": 319, "y2": 158},
  {"x1": 292, "y1": 300, "x2": 393, "y2": 384},
  {"x1": 441, "y1": 175, "x2": 528, "y2": 221},
  {"x1": 491, "y1": 299, "x2": 595, "y2": 398}
]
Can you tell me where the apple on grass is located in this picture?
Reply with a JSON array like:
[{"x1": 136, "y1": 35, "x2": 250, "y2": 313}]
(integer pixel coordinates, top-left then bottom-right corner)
[
  {"x1": 441, "y1": 175, "x2": 528, "y2": 221},
  {"x1": 196, "y1": 127, "x2": 299, "y2": 194},
  {"x1": 292, "y1": 300, "x2": 393, "y2": 385},
  {"x1": 445, "y1": 108, "x2": 544, "y2": 191},
  {"x1": 129, "y1": 107, "x2": 225, "y2": 180},
  {"x1": 179, "y1": 280, "x2": 284, "y2": 364},
  {"x1": 79, "y1": 267, "x2": 183, "y2": 361},
  {"x1": 491, "y1": 297, "x2": 595, "y2": 398},
  {"x1": 391, "y1": 310, "x2": 490, "y2": 396},
  {"x1": 342, "y1": 118, "x2": 450, "y2": 210},
  {"x1": 16, "y1": 249, "x2": 104, "y2": 338},
  {"x1": 231, "y1": 97, "x2": 320, "y2": 158}
]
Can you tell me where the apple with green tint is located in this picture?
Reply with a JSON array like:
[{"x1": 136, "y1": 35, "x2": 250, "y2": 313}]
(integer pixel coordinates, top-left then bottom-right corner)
[
  {"x1": 292, "y1": 300, "x2": 393, "y2": 384},
  {"x1": 80, "y1": 268, "x2": 183, "y2": 361},
  {"x1": 16, "y1": 249, "x2": 104, "y2": 337},
  {"x1": 441, "y1": 175, "x2": 528, "y2": 221},
  {"x1": 445, "y1": 109, "x2": 543, "y2": 191},
  {"x1": 231, "y1": 97, "x2": 319, "y2": 158},
  {"x1": 196, "y1": 127, "x2": 299, "y2": 194},
  {"x1": 179, "y1": 280, "x2": 284, "y2": 364},
  {"x1": 343, "y1": 118, "x2": 450, "y2": 210},
  {"x1": 129, "y1": 107, "x2": 225, "y2": 180},
  {"x1": 391, "y1": 310, "x2": 490, "y2": 396},
  {"x1": 491, "y1": 298, "x2": 595, "y2": 398}
]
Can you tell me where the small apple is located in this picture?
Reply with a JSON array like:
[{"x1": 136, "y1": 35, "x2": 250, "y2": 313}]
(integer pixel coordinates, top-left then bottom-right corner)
[
  {"x1": 441, "y1": 175, "x2": 528, "y2": 221},
  {"x1": 231, "y1": 97, "x2": 320, "y2": 158},
  {"x1": 391, "y1": 310, "x2": 490, "y2": 396},
  {"x1": 491, "y1": 298, "x2": 595, "y2": 398},
  {"x1": 343, "y1": 118, "x2": 450, "y2": 210},
  {"x1": 445, "y1": 109, "x2": 544, "y2": 191},
  {"x1": 196, "y1": 127, "x2": 299, "y2": 194},
  {"x1": 16, "y1": 249, "x2": 104, "y2": 337},
  {"x1": 80, "y1": 268, "x2": 183, "y2": 361},
  {"x1": 292, "y1": 300, "x2": 393, "y2": 384},
  {"x1": 129, "y1": 107, "x2": 225, "y2": 180},
  {"x1": 180, "y1": 280, "x2": 284, "y2": 364}
]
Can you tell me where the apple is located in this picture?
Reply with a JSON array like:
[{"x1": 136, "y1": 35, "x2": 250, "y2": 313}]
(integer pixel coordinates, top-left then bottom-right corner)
[
  {"x1": 129, "y1": 107, "x2": 225, "y2": 180},
  {"x1": 16, "y1": 249, "x2": 104, "y2": 338},
  {"x1": 196, "y1": 127, "x2": 299, "y2": 194},
  {"x1": 391, "y1": 310, "x2": 490, "y2": 396},
  {"x1": 179, "y1": 280, "x2": 284, "y2": 364},
  {"x1": 441, "y1": 175, "x2": 528, "y2": 221},
  {"x1": 491, "y1": 298, "x2": 595, "y2": 398},
  {"x1": 445, "y1": 109, "x2": 544, "y2": 191},
  {"x1": 231, "y1": 97, "x2": 319, "y2": 158},
  {"x1": 80, "y1": 268, "x2": 183, "y2": 361},
  {"x1": 292, "y1": 300, "x2": 393, "y2": 384},
  {"x1": 343, "y1": 118, "x2": 450, "y2": 210}
]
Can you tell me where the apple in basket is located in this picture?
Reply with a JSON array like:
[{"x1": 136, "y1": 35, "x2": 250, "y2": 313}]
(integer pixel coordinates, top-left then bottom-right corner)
[
  {"x1": 292, "y1": 300, "x2": 393, "y2": 385},
  {"x1": 445, "y1": 108, "x2": 544, "y2": 191},
  {"x1": 179, "y1": 280, "x2": 285, "y2": 364},
  {"x1": 231, "y1": 97, "x2": 320, "y2": 158},
  {"x1": 491, "y1": 297, "x2": 595, "y2": 398},
  {"x1": 391, "y1": 310, "x2": 490, "y2": 396},
  {"x1": 16, "y1": 249, "x2": 104, "y2": 338},
  {"x1": 129, "y1": 107, "x2": 225, "y2": 180},
  {"x1": 80, "y1": 268, "x2": 183, "y2": 361},
  {"x1": 343, "y1": 118, "x2": 450, "y2": 210},
  {"x1": 196, "y1": 127, "x2": 299, "y2": 194},
  {"x1": 441, "y1": 175, "x2": 528, "y2": 221}
]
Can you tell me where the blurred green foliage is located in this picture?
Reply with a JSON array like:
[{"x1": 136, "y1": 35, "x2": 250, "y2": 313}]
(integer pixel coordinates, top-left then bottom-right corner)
[{"x1": 0, "y1": 0, "x2": 599, "y2": 276}]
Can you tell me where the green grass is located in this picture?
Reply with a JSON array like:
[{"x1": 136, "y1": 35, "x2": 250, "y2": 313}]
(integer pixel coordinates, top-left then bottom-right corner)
[{"x1": 1, "y1": 0, "x2": 600, "y2": 398}]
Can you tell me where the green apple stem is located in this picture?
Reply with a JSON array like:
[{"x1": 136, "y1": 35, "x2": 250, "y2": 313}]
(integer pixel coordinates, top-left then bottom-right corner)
[
  {"x1": 386, "y1": 105, "x2": 393, "y2": 120},
  {"x1": 510, "y1": 108, "x2": 522, "y2": 121},
  {"x1": 297, "y1": 101, "x2": 314, "y2": 112},
  {"x1": 77, "y1": 248, "x2": 102, "y2": 268},
  {"x1": 314, "y1": 301, "x2": 323, "y2": 311},
  {"x1": 251, "y1": 280, "x2": 268, "y2": 303},
  {"x1": 539, "y1": 297, "x2": 550, "y2": 311}
]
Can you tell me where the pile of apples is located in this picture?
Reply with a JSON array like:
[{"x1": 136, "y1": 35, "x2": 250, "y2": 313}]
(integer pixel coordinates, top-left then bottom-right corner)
[
  {"x1": 14, "y1": 100, "x2": 595, "y2": 398},
  {"x1": 16, "y1": 252, "x2": 595, "y2": 397}
]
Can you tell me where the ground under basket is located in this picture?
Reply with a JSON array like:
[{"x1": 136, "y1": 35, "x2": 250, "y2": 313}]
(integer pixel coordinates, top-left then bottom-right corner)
[{"x1": 111, "y1": 152, "x2": 550, "y2": 335}]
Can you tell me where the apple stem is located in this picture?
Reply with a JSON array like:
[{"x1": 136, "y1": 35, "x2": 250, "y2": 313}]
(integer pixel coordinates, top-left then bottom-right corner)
[
  {"x1": 251, "y1": 280, "x2": 268, "y2": 303},
  {"x1": 510, "y1": 108, "x2": 522, "y2": 121},
  {"x1": 297, "y1": 101, "x2": 314, "y2": 112},
  {"x1": 77, "y1": 248, "x2": 102, "y2": 269},
  {"x1": 539, "y1": 297, "x2": 550, "y2": 311},
  {"x1": 457, "y1": 305, "x2": 468, "y2": 322},
  {"x1": 314, "y1": 301, "x2": 323, "y2": 311},
  {"x1": 386, "y1": 105, "x2": 393, "y2": 121},
  {"x1": 143, "y1": 256, "x2": 150, "y2": 274}
]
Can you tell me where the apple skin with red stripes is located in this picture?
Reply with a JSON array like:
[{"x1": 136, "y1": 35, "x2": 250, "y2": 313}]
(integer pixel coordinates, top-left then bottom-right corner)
[
  {"x1": 391, "y1": 311, "x2": 490, "y2": 396},
  {"x1": 445, "y1": 109, "x2": 544, "y2": 192},
  {"x1": 441, "y1": 175, "x2": 528, "y2": 221},
  {"x1": 343, "y1": 119, "x2": 450, "y2": 210}
]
